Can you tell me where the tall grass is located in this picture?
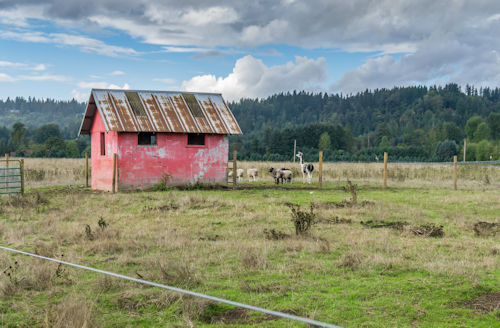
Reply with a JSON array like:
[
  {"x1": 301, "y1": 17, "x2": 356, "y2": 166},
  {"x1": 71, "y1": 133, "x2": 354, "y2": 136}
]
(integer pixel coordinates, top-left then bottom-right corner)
[{"x1": 10, "y1": 158, "x2": 500, "y2": 189}]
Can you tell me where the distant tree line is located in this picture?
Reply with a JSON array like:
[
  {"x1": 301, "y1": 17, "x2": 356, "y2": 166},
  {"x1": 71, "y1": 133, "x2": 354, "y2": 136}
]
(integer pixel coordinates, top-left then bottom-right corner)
[
  {"x1": 0, "y1": 122, "x2": 89, "y2": 158},
  {"x1": 229, "y1": 84, "x2": 500, "y2": 162},
  {"x1": 0, "y1": 84, "x2": 499, "y2": 161}
]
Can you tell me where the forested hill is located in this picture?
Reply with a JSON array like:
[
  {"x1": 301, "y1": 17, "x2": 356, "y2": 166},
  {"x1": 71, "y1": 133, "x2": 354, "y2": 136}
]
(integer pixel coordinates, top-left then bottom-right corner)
[
  {"x1": 0, "y1": 84, "x2": 499, "y2": 161},
  {"x1": 229, "y1": 84, "x2": 499, "y2": 137},
  {"x1": 228, "y1": 84, "x2": 500, "y2": 161},
  {"x1": 0, "y1": 97, "x2": 85, "y2": 137}
]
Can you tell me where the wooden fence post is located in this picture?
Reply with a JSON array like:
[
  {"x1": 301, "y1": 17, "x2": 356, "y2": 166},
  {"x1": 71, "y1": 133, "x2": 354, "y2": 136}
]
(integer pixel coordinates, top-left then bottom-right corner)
[
  {"x1": 112, "y1": 153, "x2": 117, "y2": 193},
  {"x1": 4, "y1": 153, "x2": 8, "y2": 192},
  {"x1": 20, "y1": 159, "x2": 24, "y2": 195},
  {"x1": 383, "y1": 152, "x2": 388, "y2": 189},
  {"x1": 463, "y1": 139, "x2": 466, "y2": 162},
  {"x1": 232, "y1": 151, "x2": 237, "y2": 189},
  {"x1": 293, "y1": 140, "x2": 296, "y2": 163},
  {"x1": 453, "y1": 155, "x2": 458, "y2": 190},
  {"x1": 318, "y1": 151, "x2": 323, "y2": 190}
]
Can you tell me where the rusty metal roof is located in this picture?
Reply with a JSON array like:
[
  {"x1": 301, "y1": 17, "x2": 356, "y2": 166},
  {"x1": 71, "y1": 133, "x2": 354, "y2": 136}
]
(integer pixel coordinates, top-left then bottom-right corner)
[{"x1": 79, "y1": 89, "x2": 242, "y2": 135}]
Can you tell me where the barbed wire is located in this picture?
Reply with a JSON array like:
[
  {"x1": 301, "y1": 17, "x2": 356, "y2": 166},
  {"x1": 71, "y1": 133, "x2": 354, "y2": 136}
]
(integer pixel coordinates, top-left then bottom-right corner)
[{"x1": 0, "y1": 245, "x2": 342, "y2": 328}]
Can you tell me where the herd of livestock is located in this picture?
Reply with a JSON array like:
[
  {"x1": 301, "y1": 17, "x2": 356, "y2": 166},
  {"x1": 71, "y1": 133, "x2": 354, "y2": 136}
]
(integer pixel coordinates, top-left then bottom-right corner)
[{"x1": 228, "y1": 151, "x2": 315, "y2": 184}]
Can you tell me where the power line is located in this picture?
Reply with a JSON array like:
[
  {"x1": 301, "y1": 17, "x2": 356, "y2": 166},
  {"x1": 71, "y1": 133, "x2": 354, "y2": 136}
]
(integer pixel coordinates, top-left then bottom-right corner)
[{"x1": 0, "y1": 245, "x2": 343, "y2": 328}]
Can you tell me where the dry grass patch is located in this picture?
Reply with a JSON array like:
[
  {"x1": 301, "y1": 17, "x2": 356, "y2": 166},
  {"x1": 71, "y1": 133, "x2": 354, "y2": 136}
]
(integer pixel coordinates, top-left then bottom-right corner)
[{"x1": 43, "y1": 295, "x2": 97, "y2": 328}]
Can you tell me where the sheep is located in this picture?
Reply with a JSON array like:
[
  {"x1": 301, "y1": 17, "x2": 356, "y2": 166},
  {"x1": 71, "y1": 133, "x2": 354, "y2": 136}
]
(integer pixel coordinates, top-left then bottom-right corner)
[
  {"x1": 236, "y1": 168, "x2": 244, "y2": 181},
  {"x1": 296, "y1": 151, "x2": 314, "y2": 184},
  {"x1": 280, "y1": 168, "x2": 293, "y2": 184},
  {"x1": 228, "y1": 168, "x2": 244, "y2": 182},
  {"x1": 268, "y1": 168, "x2": 293, "y2": 184},
  {"x1": 247, "y1": 168, "x2": 258, "y2": 182},
  {"x1": 268, "y1": 167, "x2": 282, "y2": 184}
]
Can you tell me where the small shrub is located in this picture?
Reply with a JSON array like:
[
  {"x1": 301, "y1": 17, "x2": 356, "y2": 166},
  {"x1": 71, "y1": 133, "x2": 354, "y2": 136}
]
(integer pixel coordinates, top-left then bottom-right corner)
[
  {"x1": 85, "y1": 224, "x2": 94, "y2": 241},
  {"x1": 286, "y1": 203, "x2": 316, "y2": 235},
  {"x1": 98, "y1": 217, "x2": 108, "y2": 230},
  {"x1": 152, "y1": 172, "x2": 172, "y2": 191},
  {"x1": 185, "y1": 181, "x2": 205, "y2": 190},
  {"x1": 341, "y1": 179, "x2": 358, "y2": 205}
]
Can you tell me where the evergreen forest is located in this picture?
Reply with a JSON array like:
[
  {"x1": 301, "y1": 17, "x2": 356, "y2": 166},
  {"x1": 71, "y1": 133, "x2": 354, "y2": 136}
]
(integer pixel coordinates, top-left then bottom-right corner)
[{"x1": 0, "y1": 84, "x2": 499, "y2": 161}]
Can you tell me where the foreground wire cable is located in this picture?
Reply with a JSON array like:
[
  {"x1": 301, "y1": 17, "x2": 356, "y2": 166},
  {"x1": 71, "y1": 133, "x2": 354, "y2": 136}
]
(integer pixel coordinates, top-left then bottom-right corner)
[{"x1": 0, "y1": 245, "x2": 342, "y2": 328}]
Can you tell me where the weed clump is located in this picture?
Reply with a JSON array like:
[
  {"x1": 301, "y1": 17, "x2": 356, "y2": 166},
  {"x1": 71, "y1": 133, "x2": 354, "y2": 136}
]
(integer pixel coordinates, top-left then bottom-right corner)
[
  {"x1": 317, "y1": 216, "x2": 352, "y2": 225},
  {"x1": 410, "y1": 224, "x2": 444, "y2": 237},
  {"x1": 286, "y1": 203, "x2": 316, "y2": 235},
  {"x1": 361, "y1": 220, "x2": 408, "y2": 230},
  {"x1": 341, "y1": 179, "x2": 358, "y2": 205},
  {"x1": 263, "y1": 229, "x2": 289, "y2": 240},
  {"x1": 473, "y1": 221, "x2": 499, "y2": 237},
  {"x1": 338, "y1": 253, "x2": 362, "y2": 270}
]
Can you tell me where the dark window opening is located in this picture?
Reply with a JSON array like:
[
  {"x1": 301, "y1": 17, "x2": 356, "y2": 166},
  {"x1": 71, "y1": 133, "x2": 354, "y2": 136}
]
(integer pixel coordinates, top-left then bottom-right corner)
[
  {"x1": 125, "y1": 91, "x2": 146, "y2": 116},
  {"x1": 187, "y1": 133, "x2": 205, "y2": 146},
  {"x1": 182, "y1": 93, "x2": 204, "y2": 118},
  {"x1": 138, "y1": 132, "x2": 157, "y2": 145},
  {"x1": 100, "y1": 132, "x2": 105, "y2": 156}
]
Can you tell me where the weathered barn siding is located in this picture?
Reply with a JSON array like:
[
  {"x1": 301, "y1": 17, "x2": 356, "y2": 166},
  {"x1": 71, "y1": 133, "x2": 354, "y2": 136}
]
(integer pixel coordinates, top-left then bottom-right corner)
[
  {"x1": 90, "y1": 111, "x2": 118, "y2": 192},
  {"x1": 117, "y1": 133, "x2": 228, "y2": 190}
]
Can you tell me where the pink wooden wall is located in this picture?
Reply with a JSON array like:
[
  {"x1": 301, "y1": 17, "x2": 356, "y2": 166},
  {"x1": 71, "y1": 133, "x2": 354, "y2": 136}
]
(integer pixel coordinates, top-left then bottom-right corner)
[{"x1": 90, "y1": 112, "x2": 229, "y2": 191}]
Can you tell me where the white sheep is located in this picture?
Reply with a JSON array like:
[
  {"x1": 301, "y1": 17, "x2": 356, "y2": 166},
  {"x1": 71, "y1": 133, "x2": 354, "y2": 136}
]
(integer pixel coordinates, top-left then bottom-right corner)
[
  {"x1": 280, "y1": 169, "x2": 293, "y2": 184},
  {"x1": 247, "y1": 168, "x2": 258, "y2": 182},
  {"x1": 228, "y1": 168, "x2": 244, "y2": 182}
]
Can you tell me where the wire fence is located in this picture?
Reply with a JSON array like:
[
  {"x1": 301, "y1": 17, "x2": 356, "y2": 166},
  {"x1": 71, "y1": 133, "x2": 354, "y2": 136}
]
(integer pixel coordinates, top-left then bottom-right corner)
[{"x1": 0, "y1": 245, "x2": 343, "y2": 328}]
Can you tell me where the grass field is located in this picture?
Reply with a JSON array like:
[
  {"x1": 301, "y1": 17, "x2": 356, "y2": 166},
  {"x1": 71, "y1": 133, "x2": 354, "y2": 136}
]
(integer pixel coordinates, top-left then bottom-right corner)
[{"x1": 0, "y1": 160, "x2": 499, "y2": 327}]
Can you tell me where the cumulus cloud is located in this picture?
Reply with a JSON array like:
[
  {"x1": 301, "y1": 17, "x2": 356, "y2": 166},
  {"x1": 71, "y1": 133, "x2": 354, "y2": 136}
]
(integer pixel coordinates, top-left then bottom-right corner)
[
  {"x1": 72, "y1": 81, "x2": 131, "y2": 101},
  {"x1": 2, "y1": 1, "x2": 500, "y2": 92},
  {"x1": 181, "y1": 55, "x2": 326, "y2": 101}
]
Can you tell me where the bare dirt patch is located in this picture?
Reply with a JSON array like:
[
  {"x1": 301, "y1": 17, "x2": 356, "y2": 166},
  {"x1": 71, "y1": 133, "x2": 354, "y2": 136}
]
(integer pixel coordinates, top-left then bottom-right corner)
[{"x1": 460, "y1": 291, "x2": 500, "y2": 314}]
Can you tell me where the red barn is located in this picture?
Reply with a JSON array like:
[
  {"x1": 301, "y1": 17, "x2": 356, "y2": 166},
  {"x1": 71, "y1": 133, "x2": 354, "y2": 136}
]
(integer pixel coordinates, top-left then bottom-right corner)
[{"x1": 79, "y1": 89, "x2": 242, "y2": 191}]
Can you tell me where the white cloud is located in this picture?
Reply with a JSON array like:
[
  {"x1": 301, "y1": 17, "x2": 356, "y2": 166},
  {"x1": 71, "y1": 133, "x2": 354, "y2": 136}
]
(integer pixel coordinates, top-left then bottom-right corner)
[
  {"x1": 0, "y1": 60, "x2": 47, "y2": 71},
  {"x1": 33, "y1": 64, "x2": 47, "y2": 71},
  {"x1": 0, "y1": 73, "x2": 16, "y2": 82},
  {"x1": 18, "y1": 74, "x2": 68, "y2": 82},
  {"x1": 71, "y1": 89, "x2": 88, "y2": 102},
  {"x1": 163, "y1": 46, "x2": 210, "y2": 53},
  {"x1": 110, "y1": 70, "x2": 125, "y2": 76},
  {"x1": 0, "y1": 72, "x2": 69, "y2": 83},
  {"x1": 77, "y1": 81, "x2": 131, "y2": 89},
  {"x1": 0, "y1": 31, "x2": 139, "y2": 57},
  {"x1": 181, "y1": 55, "x2": 327, "y2": 101}
]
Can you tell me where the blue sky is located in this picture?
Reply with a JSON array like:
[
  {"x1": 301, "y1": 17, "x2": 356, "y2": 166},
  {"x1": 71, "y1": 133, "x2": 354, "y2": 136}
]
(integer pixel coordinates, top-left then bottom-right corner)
[{"x1": 0, "y1": 1, "x2": 499, "y2": 102}]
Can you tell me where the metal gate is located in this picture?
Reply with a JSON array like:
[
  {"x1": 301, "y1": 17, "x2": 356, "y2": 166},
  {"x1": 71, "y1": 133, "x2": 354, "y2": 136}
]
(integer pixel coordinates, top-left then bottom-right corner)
[{"x1": 0, "y1": 159, "x2": 24, "y2": 195}]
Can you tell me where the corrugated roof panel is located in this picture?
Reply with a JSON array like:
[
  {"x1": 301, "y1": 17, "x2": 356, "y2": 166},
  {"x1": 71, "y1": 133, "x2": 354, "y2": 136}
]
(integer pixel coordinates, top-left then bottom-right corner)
[
  {"x1": 209, "y1": 95, "x2": 242, "y2": 134},
  {"x1": 171, "y1": 94, "x2": 200, "y2": 133},
  {"x1": 93, "y1": 90, "x2": 122, "y2": 131},
  {"x1": 138, "y1": 93, "x2": 170, "y2": 131},
  {"x1": 156, "y1": 93, "x2": 185, "y2": 132},
  {"x1": 196, "y1": 94, "x2": 229, "y2": 134},
  {"x1": 79, "y1": 89, "x2": 242, "y2": 135}
]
